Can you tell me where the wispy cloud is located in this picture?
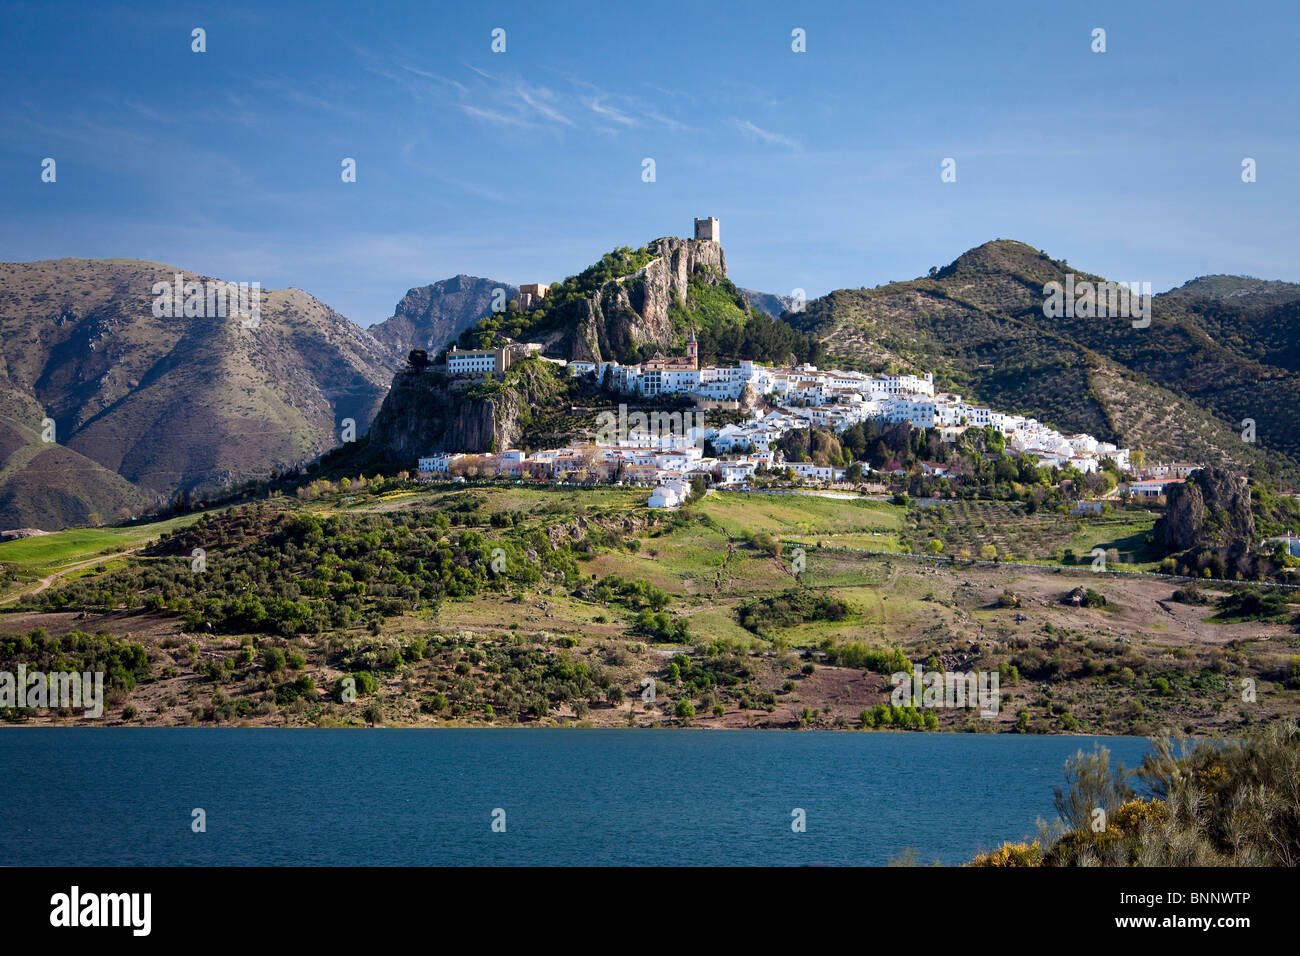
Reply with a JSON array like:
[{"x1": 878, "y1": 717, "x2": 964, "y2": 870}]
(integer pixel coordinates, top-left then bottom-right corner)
[
  {"x1": 459, "y1": 104, "x2": 530, "y2": 129},
  {"x1": 588, "y1": 97, "x2": 636, "y2": 126},
  {"x1": 512, "y1": 83, "x2": 573, "y2": 126},
  {"x1": 736, "y1": 119, "x2": 800, "y2": 151},
  {"x1": 369, "y1": 57, "x2": 580, "y2": 131}
]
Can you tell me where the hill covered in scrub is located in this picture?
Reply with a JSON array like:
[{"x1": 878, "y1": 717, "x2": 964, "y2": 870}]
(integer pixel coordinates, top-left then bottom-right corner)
[
  {"x1": 3, "y1": 484, "x2": 1298, "y2": 731},
  {"x1": 786, "y1": 240, "x2": 1300, "y2": 482}
]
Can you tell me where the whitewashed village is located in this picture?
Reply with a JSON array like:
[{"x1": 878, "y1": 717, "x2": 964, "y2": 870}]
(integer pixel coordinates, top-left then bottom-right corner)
[{"x1": 423, "y1": 301, "x2": 1198, "y2": 510}]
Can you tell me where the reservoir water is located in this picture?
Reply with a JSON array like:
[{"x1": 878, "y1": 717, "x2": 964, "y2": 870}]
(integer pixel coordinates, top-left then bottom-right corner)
[{"x1": 0, "y1": 729, "x2": 1153, "y2": 866}]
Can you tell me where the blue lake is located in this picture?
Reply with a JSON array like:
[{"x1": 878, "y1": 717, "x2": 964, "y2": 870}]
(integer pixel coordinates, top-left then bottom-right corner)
[{"x1": 0, "y1": 729, "x2": 1153, "y2": 866}]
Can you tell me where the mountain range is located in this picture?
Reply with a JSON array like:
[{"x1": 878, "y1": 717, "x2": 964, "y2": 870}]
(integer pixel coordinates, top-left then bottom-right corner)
[{"x1": 1, "y1": 238, "x2": 1296, "y2": 530}]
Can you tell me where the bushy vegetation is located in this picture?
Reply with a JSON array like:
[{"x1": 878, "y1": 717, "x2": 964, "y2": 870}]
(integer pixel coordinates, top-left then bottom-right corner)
[
  {"x1": 0, "y1": 628, "x2": 149, "y2": 694},
  {"x1": 674, "y1": 276, "x2": 823, "y2": 367},
  {"x1": 29, "y1": 504, "x2": 577, "y2": 636},
  {"x1": 823, "y1": 642, "x2": 910, "y2": 675},
  {"x1": 859, "y1": 702, "x2": 939, "y2": 730},
  {"x1": 456, "y1": 246, "x2": 656, "y2": 350},
  {"x1": 974, "y1": 721, "x2": 1300, "y2": 866},
  {"x1": 736, "y1": 588, "x2": 848, "y2": 636},
  {"x1": 1213, "y1": 588, "x2": 1291, "y2": 622}
]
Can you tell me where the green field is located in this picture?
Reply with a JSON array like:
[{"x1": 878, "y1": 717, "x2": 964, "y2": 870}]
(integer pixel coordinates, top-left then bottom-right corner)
[
  {"x1": 702, "y1": 491, "x2": 902, "y2": 537},
  {"x1": 0, "y1": 511, "x2": 211, "y2": 596}
]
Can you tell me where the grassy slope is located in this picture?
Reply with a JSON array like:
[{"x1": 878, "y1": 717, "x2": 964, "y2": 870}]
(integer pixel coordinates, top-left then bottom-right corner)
[
  {"x1": 2, "y1": 485, "x2": 1295, "y2": 735},
  {"x1": 0, "y1": 510, "x2": 211, "y2": 596}
]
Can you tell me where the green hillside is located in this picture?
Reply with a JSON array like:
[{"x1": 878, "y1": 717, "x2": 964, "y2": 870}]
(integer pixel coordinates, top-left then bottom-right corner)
[{"x1": 788, "y1": 240, "x2": 1300, "y2": 482}]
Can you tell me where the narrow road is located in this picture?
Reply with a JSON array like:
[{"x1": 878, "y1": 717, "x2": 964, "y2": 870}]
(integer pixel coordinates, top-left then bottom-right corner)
[{"x1": 0, "y1": 548, "x2": 142, "y2": 606}]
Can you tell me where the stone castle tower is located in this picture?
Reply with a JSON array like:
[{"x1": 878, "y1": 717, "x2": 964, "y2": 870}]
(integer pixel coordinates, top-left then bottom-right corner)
[{"x1": 694, "y1": 217, "x2": 720, "y2": 242}]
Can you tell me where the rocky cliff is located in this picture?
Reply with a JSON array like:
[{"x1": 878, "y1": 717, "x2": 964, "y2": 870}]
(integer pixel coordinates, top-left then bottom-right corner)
[
  {"x1": 364, "y1": 359, "x2": 565, "y2": 460},
  {"x1": 740, "y1": 288, "x2": 798, "y2": 319},
  {"x1": 542, "y1": 237, "x2": 728, "y2": 363}
]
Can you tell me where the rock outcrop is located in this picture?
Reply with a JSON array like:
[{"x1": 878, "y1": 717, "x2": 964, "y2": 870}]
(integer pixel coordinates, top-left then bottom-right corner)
[
  {"x1": 365, "y1": 360, "x2": 562, "y2": 460},
  {"x1": 740, "y1": 288, "x2": 797, "y2": 319},
  {"x1": 1153, "y1": 466, "x2": 1254, "y2": 552},
  {"x1": 540, "y1": 237, "x2": 729, "y2": 363}
]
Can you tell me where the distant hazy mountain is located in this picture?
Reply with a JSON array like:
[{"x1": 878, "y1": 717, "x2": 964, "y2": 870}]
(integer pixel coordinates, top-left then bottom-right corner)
[
  {"x1": 0, "y1": 258, "x2": 394, "y2": 529},
  {"x1": 740, "y1": 288, "x2": 797, "y2": 319},
  {"x1": 368, "y1": 275, "x2": 518, "y2": 358}
]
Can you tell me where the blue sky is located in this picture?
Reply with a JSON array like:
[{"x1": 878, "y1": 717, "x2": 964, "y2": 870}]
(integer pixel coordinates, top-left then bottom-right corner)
[{"x1": 3, "y1": 0, "x2": 1298, "y2": 325}]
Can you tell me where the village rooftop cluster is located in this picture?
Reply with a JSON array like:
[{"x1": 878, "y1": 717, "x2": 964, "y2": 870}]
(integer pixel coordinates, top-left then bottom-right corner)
[{"x1": 423, "y1": 347, "x2": 1201, "y2": 509}]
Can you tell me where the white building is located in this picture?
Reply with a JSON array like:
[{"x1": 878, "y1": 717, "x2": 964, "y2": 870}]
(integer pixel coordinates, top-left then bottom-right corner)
[
  {"x1": 649, "y1": 480, "x2": 687, "y2": 509},
  {"x1": 417, "y1": 453, "x2": 463, "y2": 473},
  {"x1": 446, "y1": 347, "x2": 501, "y2": 375}
]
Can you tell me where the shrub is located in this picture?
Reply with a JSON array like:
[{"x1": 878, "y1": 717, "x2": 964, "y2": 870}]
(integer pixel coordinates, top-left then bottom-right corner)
[
  {"x1": 354, "y1": 671, "x2": 378, "y2": 695},
  {"x1": 824, "y1": 642, "x2": 909, "y2": 674},
  {"x1": 970, "y1": 841, "x2": 1042, "y2": 867},
  {"x1": 1170, "y1": 585, "x2": 1208, "y2": 605},
  {"x1": 1112, "y1": 798, "x2": 1169, "y2": 836},
  {"x1": 1214, "y1": 589, "x2": 1288, "y2": 621},
  {"x1": 1053, "y1": 746, "x2": 1135, "y2": 832},
  {"x1": 261, "y1": 647, "x2": 286, "y2": 672},
  {"x1": 1027, "y1": 721, "x2": 1300, "y2": 866}
]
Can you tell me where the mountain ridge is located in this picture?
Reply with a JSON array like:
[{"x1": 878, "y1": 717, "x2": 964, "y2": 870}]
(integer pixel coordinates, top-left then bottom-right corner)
[
  {"x1": 0, "y1": 258, "x2": 394, "y2": 528},
  {"x1": 4, "y1": 237, "x2": 1297, "y2": 530}
]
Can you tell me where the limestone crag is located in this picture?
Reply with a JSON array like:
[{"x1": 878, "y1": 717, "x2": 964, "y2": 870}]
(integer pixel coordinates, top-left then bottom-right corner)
[{"x1": 542, "y1": 237, "x2": 728, "y2": 364}]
